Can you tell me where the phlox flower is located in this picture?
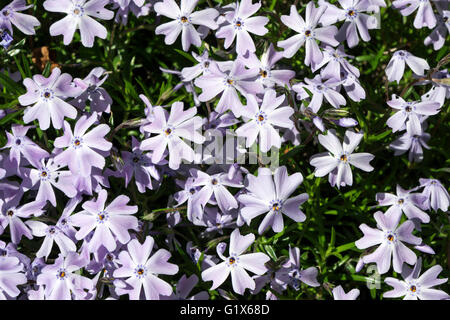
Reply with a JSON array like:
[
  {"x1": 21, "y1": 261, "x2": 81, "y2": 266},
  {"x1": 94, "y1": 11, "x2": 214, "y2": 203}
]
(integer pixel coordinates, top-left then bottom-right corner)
[
  {"x1": 332, "y1": 285, "x2": 360, "y2": 300},
  {"x1": 174, "y1": 177, "x2": 203, "y2": 223},
  {"x1": 113, "y1": 236, "x2": 179, "y2": 300},
  {"x1": 355, "y1": 210, "x2": 422, "y2": 274},
  {"x1": 0, "y1": 256, "x2": 27, "y2": 300},
  {"x1": 376, "y1": 184, "x2": 429, "y2": 223},
  {"x1": 164, "y1": 274, "x2": 209, "y2": 300},
  {"x1": 54, "y1": 112, "x2": 112, "y2": 177},
  {"x1": 0, "y1": 0, "x2": 40, "y2": 35},
  {"x1": 385, "y1": 50, "x2": 430, "y2": 83},
  {"x1": 154, "y1": 0, "x2": 219, "y2": 51},
  {"x1": 181, "y1": 50, "x2": 232, "y2": 82},
  {"x1": 238, "y1": 166, "x2": 308, "y2": 234},
  {"x1": 140, "y1": 102, "x2": 205, "y2": 170},
  {"x1": 201, "y1": 228, "x2": 270, "y2": 295},
  {"x1": 277, "y1": 246, "x2": 320, "y2": 289},
  {"x1": 310, "y1": 129, "x2": 374, "y2": 188},
  {"x1": 392, "y1": 0, "x2": 436, "y2": 29},
  {"x1": 313, "y1": 44, "x2": 360, "y2": 79},
  {"x1": 18, "y1": 67, "x2": 81, "y2": 131},
  {"x1": 424, "y1": 5, "x2": 450, "y2": 50},
  {"x1": 215, "y1": 0, "x2": 269, "y2": 56},
  {"x1": 384, "y1": 258, "x2": 450, "y2": 300},
  {"x1": 419, "y1": 178, "x2": 449, "y2": 212},
  {"x1": 71, "y1": 189, "x2": 139, "y2": 253},
  {"x1": 0, "y1": 29, "x2": 13, "y2": 48},
  {"x1": 278, "y1": 2, "x2": 338, "y2": 67},
  {"x1": 236, "y1": 89, "x2": 294, "y2": 152},
  {"x1": 43, "y1": 0, "x2": 114, "y2": 47},
  {"x1": 389, "y1": 122, "x2": 430, "y2": 163}
]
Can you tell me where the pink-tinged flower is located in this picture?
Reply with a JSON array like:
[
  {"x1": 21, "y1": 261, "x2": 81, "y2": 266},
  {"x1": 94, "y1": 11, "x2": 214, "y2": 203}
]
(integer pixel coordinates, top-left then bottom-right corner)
[
  {"x1": 385, "y1": 50, "x2": 430, "y2": 83},
  {"x1": 27, "y1": 158, "x2": 77, "y2": 207},
  {"x1": 163, "y1": 274, "x2": 209, "y2": 300},
  {"x1": 2, "y1": 124, "x2": 49, "y2": 168},
  {"x1": 332, "y1": 285, "x2": 360, "y2": 300},
  {"x1": 310, "y1": 129, "x2": 374, "y2": 189},
  {"x1": 293, "y1": 74, "x2": 346, "y2": 113},
  {"x1": 140, "y1": 103, "x2": 205, "y2": 170},
  {"x1": 18, "y1": 68, "x2": 81, "y2": 131},
  {"x1": 154, "y1": 0, "x2": 219, "y2": 51},
  {"x1": 0, "y1": 0, "x2": 40, "y2": 35},
  {"x1": 278, "y1": 2, "x2": 338, "y2": 67},
  {"x1": 319, "y1": 0, "x2": 379, "y2": 48},
  {"x1": 241, "y1": 42, "x2": 296, "y2": 89},
  {"x1": 201, "y1": 228, "x2": 270, "y2": 295},
  {"x1": 386, "y1": 95, "x2": 440, "y2": 136},
  {"x1": 190, "y1": 169, "x2": 242, "y2": 215},
  {"x1": 25, "y1": 221, "x2": 76, "y2": 260},
  {"x1": 53, "y1": 113, "x2": 112, "y2": 177},
  {"x1": 0, "y1": 256, "x2": 27, "y2": 300},
  {"x1": 194, "y1": 58, "x2": 263, "y2": 116},
  {"x1": 0, "y1": 200, "x2": 45, "y2": 244},
  {"x1": 36, "y1": 252, "x2": 93, "y2": 300},
  {"x1": 113, "y1": 236, "x2": 179, "y2": 300},
  {"x1": 215, "y1": 0, "x2": 269, "y2": 56},
  {"x1": 236, "y1": 89, "x2": 294, "y2": 152},
  {"x1": 376, "y1": 184, "x2": 430, "y2": 223},
  {"x1": 419, "y1": 178, "x2": 449, "y2": 212},
  {"x1": 71, "y1": 189, "x2": 139, "y2": 253},
  {"x1": 313, "y1": 44, "x2": 360, "y2": 79},
  {"x1": 276, "y1": 246, "x2": 320, "y2": 289},
  {"x1": 43, "y1": 0, "x2": 114, "y2": 47},
  {"x1": 71, "y1": 67, "x2": 112, "y2": 114},
  {"x1": 392, "y1": 0, "x2": 436, "y2": 29},
  {"x1": 238, "y1": 166, "x2": 308, "y2": 234},
  {"x1": 384, "y1": 258, "x2": 450, "y2": 300},
  {"x1": 355, "y1": 210, "x2": 422, "y2": 274}
]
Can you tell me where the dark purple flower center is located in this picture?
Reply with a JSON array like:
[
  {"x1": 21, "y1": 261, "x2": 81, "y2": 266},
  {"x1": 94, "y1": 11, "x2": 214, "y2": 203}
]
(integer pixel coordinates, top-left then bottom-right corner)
[
  {"x1": 397, "y1": 198, "x2": 404, "y2": 205},
  {"x1": 272, "y1": 202, "x2": 281, "y2": 212},
  {"x1": 106, "y1": 253, "x2": 113, "y2": 261},
  {"x1": 304, "y1": 29, "x2": 311, "y2": 37},
  {"x1": 6, "y1": 210, "x2": 13, "y2": 216},
  {"x1": 258, "y1": 114, "x2": 265, "y2": 122},
  {"x1": 340, "y1": 154, "x2": 348, "y2": 162},
  {"x1": 60, "y1": 218, "x2": 67, "y2": 225},
  {"x1": 203, "y1": 61, "x2": 210, "y2": 68},
  {"x1": 180, "y1": 16, "x2": 188, "y2": 23},
  {"x1": 137, "y1": 268, "x2": 144, "y2": 275},
  {"x1": 444, "y1": 16, "x2": 448, "y2": 22},
  {"x1": 74, "y1": 139, "x2": 81, "y2": 146},
  {"x1": 348, "y1": 10, "x2": 355, "y2": 16},
  {"x1": 229, "y1": 257, "x2": 236, "y2": 264},
  {"x1": 227, "y1": 78, "x2": 234, "y2": 85},
  {"x1": 15, "y1": 138, "x2": 21, "y2": 145},
  {"x1": 410, "y1": 285, "x2": 417, "y2": 292},
  {"x1": 2, "y1": 10, "x2": 9, "y2": 17},
  {"x1": 259, "y1": 69, "x2": 268, "y2": 78},
  {"x1": 44, "y1": 91, "x2": 51, "y2": 99},
  {"x1": 0, "y1": 249, "x2": 7, "y2": 256},
  {"x1": 133, "y1": 156, "x2": 140, "y2": 163},
  {"x1": 164, "y1": 128, "x2": 172, "y2": 136},
  {"x1": 59, "y1": 271, "x2": 66, "y2": 278},
  {"x1": 211, "y1": 178, "x2": 219, "y2": 185},
  {"x1": 387, "y1": 234, "x2": 395, "y2": 242},
  {"x1": 189, "y1": 188, "x2": 196, "y2": 195},
  {"x1": 49, "y1": 227, "x2": 56, "y2": 234},
  {"x1": 405, "y1": 106, "x2": 412, "y2": 112},
  {"x1": 98, "y1": 213, "x2": 106, "y2": 220},
  {"x1": 41, "y1": 171, "x2": 48, "y2": 178}
]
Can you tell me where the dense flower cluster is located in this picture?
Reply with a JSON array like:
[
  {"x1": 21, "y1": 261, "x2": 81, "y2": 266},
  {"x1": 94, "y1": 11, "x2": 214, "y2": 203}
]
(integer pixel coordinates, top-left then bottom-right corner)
[{"x1": 0, "y1": 0, "x2": 448, "y2": 300}]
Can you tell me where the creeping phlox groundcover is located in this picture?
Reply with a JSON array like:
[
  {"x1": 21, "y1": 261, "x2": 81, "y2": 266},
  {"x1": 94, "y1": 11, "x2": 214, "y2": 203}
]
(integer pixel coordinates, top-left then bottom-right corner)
[{"x1": 0, "y1": 0, "x2": 448, "y2": 301}]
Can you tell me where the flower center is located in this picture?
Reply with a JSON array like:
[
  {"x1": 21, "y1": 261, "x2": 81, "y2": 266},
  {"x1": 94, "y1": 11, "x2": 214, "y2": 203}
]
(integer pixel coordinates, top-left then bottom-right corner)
[
  {"x1": 397, "y1": 198, "x2": 404, "y2": 205},
  {"x1": 15, "y1": 138, "x2": 21, "y2": 145},
  {"x1": 164, "y1": 127, "x2": 173, "y2": 136},
  {"x1": 234, "y1": 18, "x2": 244, "y2": 29},
  {"x1": 180, "y1": 16, "x2": 188, "y2": 23},
  {"x1": 97, "y1": 211, "x2": 109, "y2": 223},
  {"x1": 189, "y1": 188, "x2": 196, "y2": 195},
  {"x1": 386, "y1": 231, "x2": 396, "y2": 243},
  {"x1": 304, "y1": 29, "x2": 311, "y2": 37},
  {"x1": 48, "y1": 227, "x2": 56, "y2": 234},
  {"x1": 2, "y1": 10, "x2": 10, "y2": 17},
  {"x1": 443, "y1": 16, "x2": 448, "y2": 23},
  {"x1": 340, "y1": 154, "x2": 348, "y2": 162},
  {"x1": 211, "y1": 178, "x2": 219, "y2": 186},
  {"x1": 60, "y1": 218, "x2": 67, "y2": 226},
  {"x1": 57, "y1": 268, "x2": 67, "y2": 280},
  {"x1": 133, "y1": 156, "x2": 139, "y2": 163},
  {"x1": 410, "y1": 285, "x2": 417, "y2": 292},
  {"x1": 259, "y1": 69, "x2": 268, "y2": 78},
  {"x1": 72, "y1": 5, "x2": 84, "y2": 17},
  {"x1": 6, "y1": 210, "x2": 14, "y2": 217},
  {"x1": 72, "y1": 137, "x2": 83, "y2": 149},
  {"x1": 229, "y1": 257, "x2": 236, "y2": 264},
  {"x1": 269, "y1": 199, "x2": 283, "y2": 212},
  {"x1": 41, "y1": 89, "x2": 54, "y2": 100},
  {"x1": 134, "y1": 265, "x2": 147, "y2": 278},
  {"x1": 226, "y1": 78, "x2": 234, "y2": 86},
  {"x1": 40, "y1": 170, "x2": 48, "y2": 178}
]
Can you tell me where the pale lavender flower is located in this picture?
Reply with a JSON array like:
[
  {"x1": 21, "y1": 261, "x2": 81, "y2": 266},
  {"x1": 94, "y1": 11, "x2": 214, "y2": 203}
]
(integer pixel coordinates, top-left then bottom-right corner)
[
  {"x1": 164, "y1": 274, "x2": 209, "y2": 300},
  {"x1": 18, "y1": 68, "x2": 81, "y2": 130},
  {"x1": 203, "y1": 207, "x2": 236, "y2": 235},
  {"x1": 278, "y1": 2, "x2": 338, "y2": 67},
  {"x1": 0, "y1": 200, "x2": 45, "y2": 244},
  {"x1": 36, "y1": 252, "x2": 93, "y2": 300},
  {"x1": 319, "y1": 0, "x2": 379, "y2": 48},
  {"x1": 332, "y1": 285, "x2": 360, "y2": 300},
  {"x1": 376, "y1": 184, "x2": 429, "y2": 223},
  {"x1": 44, "y1": 0, "x2": 114, "y2": 47},
  {"x1": 313, "y1": 44, "x2": 360, "y2": 79},
  {"x1": 181, "y1": 50, "x2": 233, "y2": 82},
  {"x1": 310, "y1": 129, "x2": 374, "y2": 188},
  {"x1": 384, "y1": 258, "x2": 450, "y2": 300},
  {"x1": 341, "y1": 72, "x2": 366, "y2": 102},
  {"x1": 236, "y1": 89, "x2": 294, "y2": 152},
  {"x1": 277, "y1": 246, "x2": 320, "y2": 289},
  {"x1": 71, "y1": 67, "x2": 113, "y2": 114},
  {"x1": 293, "y1": 74, "x2": 346, "y2": 113},
  {"x1": 238, "y1": 166, "x2": 308, "y2": 234},
  {"x1": 120, "y1": 136, "x2": 164, "y2": 193},
  {"x1": 174, "y1": 177, "x2": 203, "y2": 223},
  {"x1": 54, "y1": 113, "x2": 112, "y2": 177},
  {"x1": 390, "y1": 127, "x2": 430, "y2": 163},
  {"x1": 194, "y1": 58, "x2": 263, "y2": 116},
  {"x1": 392, "y1": 0, "x2": 436, "y2": 29},
  {"x1": 27, "y1": 158, "x2": 77, "y2": 207},
  {"x1": 419, "y1": 178, "x2": 449, "y2": 212},
  {"x1": 385, "y1": 50, "x2": 430, "y2": 83},
  {"x1": 2, "y1": 124, "x2": 49, "y2": 168},
  {"x1": 201, "y1": 228, "x2": 270, "y2": 295},
  {"x1": 420, "y1": 69, "x2": 450, "y2": 107},
  {"x1": 154, "y1": 0, "x2": 219, "y2": 51},
  {"x1": 0, "y1": 0, "x2": 40, "y2": 35},
  {"x1": 0, "y1": 29, "x2": 13, "y2": 48},
  {"x1": 113, "y1": 236, "x2": 179, "y2": 300},
  {"x1": 140, "y1": 103, "x2": 205, "y2": 170},
  {"x1": 0, "y1": 256, "x2": 27, "y2": 300},
  {"x1": 424, "y1": 7, "x2": 450, "y2": 50},
  {"x1": 355, "y1": 210, "x2": 422, "y2": 274},
  {"x1": 241, "y1": 43, "x2": 296, "y2": 88},
  {"x1": 112, "y1": 0, "x2": 149, "y2": 25},
  {"x1": 386, "y1": 96, "x2": 440, "y2": 136},
  {"x1": 190, "y1": 169, "x2": 242, "y2": 214},
  {"x1": 71, "y1": 189, "x2": 139, "y2": 253},
  {"x1": 215, "y1": 0, "x2": 269, "y2": 56},
  {"x1": 25, "y1": 221, "x2": 76, "y2": 259}
]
